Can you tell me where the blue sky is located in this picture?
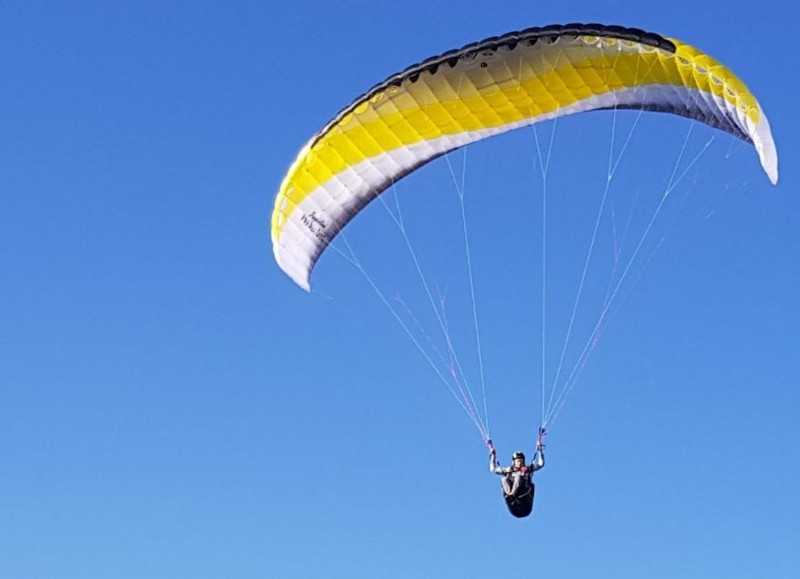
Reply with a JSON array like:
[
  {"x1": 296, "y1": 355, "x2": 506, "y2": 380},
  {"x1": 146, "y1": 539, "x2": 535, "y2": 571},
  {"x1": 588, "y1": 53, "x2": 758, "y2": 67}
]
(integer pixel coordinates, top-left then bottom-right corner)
[{"x1": 2, "y1": 1, "x2": 798, "y2": 577}]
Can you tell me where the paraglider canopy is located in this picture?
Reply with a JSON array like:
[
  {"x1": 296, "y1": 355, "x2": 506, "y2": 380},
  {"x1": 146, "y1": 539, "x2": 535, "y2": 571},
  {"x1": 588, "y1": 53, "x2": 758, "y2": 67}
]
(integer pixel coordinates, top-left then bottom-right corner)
[{"x1": 271, "y1": 23, "x2": 778, "y2": 292}]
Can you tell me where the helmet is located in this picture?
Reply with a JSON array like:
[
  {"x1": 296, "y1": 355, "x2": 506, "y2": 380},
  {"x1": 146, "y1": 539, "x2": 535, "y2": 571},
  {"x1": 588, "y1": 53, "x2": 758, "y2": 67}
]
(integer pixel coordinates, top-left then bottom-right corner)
[{"x1": 512, "y1": 451, "x2": 525, "y2": 461}]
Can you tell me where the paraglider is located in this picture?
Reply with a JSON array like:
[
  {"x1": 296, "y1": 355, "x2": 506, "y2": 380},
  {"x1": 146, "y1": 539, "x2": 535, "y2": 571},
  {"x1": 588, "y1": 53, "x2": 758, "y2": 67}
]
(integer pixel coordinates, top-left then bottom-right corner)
[
  {"x1": 271, "y1": 23, "x2": 778, "y2": 517},
  {"x1": 489, "y1": 430, "x2": 547, "y2": 518}
]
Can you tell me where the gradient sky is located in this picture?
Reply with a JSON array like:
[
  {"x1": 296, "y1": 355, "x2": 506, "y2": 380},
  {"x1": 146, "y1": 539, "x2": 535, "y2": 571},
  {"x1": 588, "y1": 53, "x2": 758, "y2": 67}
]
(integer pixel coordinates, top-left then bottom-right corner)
[{"x1": 2, "y1": 1, "x2": 798, "y2": 578}]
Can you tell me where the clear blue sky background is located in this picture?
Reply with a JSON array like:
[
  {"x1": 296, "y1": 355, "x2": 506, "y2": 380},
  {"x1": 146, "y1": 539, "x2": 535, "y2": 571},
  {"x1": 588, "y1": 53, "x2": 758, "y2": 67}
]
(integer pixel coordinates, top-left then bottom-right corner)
[{"x1": 2, "y1": 1, "x2": 798, "y2": 578}]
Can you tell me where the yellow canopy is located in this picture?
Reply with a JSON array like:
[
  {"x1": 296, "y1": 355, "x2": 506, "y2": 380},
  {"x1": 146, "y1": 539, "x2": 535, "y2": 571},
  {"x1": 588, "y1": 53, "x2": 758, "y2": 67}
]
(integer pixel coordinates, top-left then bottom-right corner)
[{"x1": 272, "y1": 23, "x2": 777, "y2": 290}]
